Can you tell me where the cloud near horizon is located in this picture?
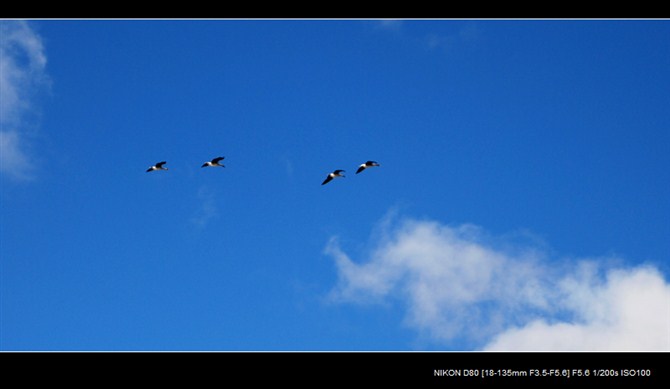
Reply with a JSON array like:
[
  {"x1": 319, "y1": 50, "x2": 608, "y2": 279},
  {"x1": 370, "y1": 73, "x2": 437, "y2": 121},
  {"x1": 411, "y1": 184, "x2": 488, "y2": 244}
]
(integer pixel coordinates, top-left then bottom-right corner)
[
  {"x1": 374, "y1": 19, "x2": 480, "y2": 53},
  {"x1": 0, "y1": 20, "x2": 49, "y2": 181},
  {"x1": 325, "y1": 214, "x2": 670, "y2": 351}
]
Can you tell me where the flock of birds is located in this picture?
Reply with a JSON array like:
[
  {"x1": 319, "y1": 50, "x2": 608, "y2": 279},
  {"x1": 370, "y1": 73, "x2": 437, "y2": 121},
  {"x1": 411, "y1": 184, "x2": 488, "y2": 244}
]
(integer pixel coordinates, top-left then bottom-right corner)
[{"x1": 146, "y1": 157, "x2": 381, "y2": 185}]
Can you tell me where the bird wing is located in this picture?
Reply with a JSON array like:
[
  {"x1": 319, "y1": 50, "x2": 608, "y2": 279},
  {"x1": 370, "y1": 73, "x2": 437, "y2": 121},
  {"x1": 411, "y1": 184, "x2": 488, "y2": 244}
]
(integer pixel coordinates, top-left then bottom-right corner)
[
  {"x1": 156, "y1": 161, "x2": 167, "y2": 168},
  {"x1": 356, "y1": 166, "x2": 365, "y2": 174},
  {"x1": 212, "y1": 157, "x2": 225, "y2": 163},
  {"x1": 322, "y1": 175, "x2": 333, "y2": 185}
]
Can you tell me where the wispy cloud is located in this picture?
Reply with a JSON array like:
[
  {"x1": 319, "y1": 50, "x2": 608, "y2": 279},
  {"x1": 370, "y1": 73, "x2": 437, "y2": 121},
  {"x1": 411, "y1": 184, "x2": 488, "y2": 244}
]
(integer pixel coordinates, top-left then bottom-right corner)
[
  {"x1": 0, "y1": 130, "x2": 31, "y2": 180},
  {"x1": 0, "y1": 20, "x2": 49, "y2": 181},
  {"x1": 374, "y1": 19, "x2": 404, "y2": 31},
  {"x1": 190, "y1": 186, "x2": 219, "y2": 228},
  {"x1": 325, "y1": 213, "x2": 670, "y2": 351},
  {"x1": 373, "y1": 19, "x2": 481, "y2": 52},
  {"x1": 424, "y1": 23, "x2": 480, "y2": 52}
]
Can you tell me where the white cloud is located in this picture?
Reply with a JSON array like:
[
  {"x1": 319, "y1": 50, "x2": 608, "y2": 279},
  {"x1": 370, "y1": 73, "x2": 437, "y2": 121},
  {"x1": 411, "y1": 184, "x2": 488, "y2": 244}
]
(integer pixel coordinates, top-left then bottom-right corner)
[
  {"x1": 485, "y1": 266, "x2": 670, "y2": 351},
  {"x1": 0, "y1": 20, "x2": 48, "y2": 181},
  {"x1": 326, "y1": 214, "x2": 670, "y2": 351}
]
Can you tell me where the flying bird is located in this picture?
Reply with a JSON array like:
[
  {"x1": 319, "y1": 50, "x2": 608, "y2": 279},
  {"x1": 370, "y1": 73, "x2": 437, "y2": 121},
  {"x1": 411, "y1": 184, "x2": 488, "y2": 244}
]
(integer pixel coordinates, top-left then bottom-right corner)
[
  {"x1": 201, "y1": 156, "x2": 225, "y2": 168},
  {"x1": 356, "y1": 160, "x2": 380, "y2": 174},
  {"x1": 146, "y1": 161, "x2": 168, "y2": 172},
  {"x1": 322, "y1": 169, "x2": 345, "y2": 185}
]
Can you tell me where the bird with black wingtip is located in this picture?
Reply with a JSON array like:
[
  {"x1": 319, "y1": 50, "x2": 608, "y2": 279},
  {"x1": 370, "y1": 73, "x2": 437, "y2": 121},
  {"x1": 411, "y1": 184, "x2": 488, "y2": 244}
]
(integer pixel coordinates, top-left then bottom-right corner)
[
  {"x1": 146, "y1": 161, "x2": 168, "y2": 172},
  {"x1": 356, "y1": 160, "x2": 380, "y2": 174},
  {"x1": 322, "y1": 169, "x2": 345, "y2": 185},
  {"x1": 201, "y1": 156, "x2": 225, "y2": 168}
]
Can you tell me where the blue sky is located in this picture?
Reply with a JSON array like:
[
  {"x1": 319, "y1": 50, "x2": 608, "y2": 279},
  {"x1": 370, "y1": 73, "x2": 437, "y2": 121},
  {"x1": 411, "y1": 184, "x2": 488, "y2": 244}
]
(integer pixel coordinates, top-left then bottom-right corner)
[{"x1": 1, "y1": 19, "x2": 669, "y2": 351}]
